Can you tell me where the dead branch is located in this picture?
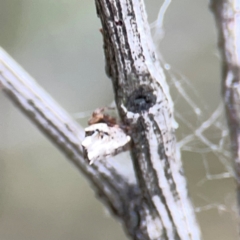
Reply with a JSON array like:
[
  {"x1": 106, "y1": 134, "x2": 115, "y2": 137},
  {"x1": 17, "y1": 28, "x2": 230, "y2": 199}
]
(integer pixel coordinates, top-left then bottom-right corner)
[
  {"x1": 0, "y1": 0, "x2": 201, "y2": 239},
  {"x1": 210, "y1": 0, "x2": 240, "y2": 228}
]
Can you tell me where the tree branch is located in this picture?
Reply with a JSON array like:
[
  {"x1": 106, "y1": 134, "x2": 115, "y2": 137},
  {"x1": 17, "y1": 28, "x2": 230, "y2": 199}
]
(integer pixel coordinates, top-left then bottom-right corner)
[
  {"x1": 210, "y1": 0, "x2": 240, "y2": 227},
  {"x1": 0, "y1": 47, "x2": 142, "y2": 237},
  {"x1": 95, "y1": 0, "x2": 200, "y2": 239},
  {"x1": 0, "y1": 0, "x2": 201, "y2": 239}
]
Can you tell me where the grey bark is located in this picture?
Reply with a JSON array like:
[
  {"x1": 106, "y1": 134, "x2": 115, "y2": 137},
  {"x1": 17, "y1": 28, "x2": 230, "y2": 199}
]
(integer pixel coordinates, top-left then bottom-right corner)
[
  {"x1": 0, "y1": 0, "x2": 201, "y2": 239},
  {"x1": 210, "y1": 0, "x2": 240, "y2": 230}
]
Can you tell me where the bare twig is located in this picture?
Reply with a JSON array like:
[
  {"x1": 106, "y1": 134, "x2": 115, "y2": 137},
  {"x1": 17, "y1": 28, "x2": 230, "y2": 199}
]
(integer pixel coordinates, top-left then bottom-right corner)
[
  {"x1": 0, "y1": 0, "x2": 201, "y2": 239},
  {"x1": 210, "y1": 0, "x2": 240, "y2": 227},
  {"x1": 96, "y1": 0, "x2": 200, "y2": 239},
  {"x1": 0, "y1": 47, "x2": 141, "y2": 238}
]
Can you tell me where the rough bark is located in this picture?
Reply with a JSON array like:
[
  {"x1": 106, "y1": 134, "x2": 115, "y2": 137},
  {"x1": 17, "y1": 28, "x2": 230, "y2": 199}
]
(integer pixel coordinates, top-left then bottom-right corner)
[
  {"x1": 210, "y1": 0, "x2": 240, "y2": 229},
  {"x1": 95, "y1": 1, "x2": 200, "y2": 239},
  {"x1": 0, "y1": 0, "x2": 201, "y2": 239}
]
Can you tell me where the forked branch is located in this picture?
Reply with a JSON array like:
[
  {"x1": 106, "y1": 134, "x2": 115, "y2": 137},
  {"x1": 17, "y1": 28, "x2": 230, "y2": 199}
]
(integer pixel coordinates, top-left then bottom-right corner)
[{"x1": 0, "y1": 0, "x2": 201, "y2": 239}]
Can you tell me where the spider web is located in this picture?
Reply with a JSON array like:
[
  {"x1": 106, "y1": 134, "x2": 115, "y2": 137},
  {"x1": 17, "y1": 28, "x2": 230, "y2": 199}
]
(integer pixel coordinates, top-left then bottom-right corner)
[
  {"x1": 150, "y1": 0, "x2": 236, "y2": 224},
  {"x1": 76, "y1": 0, "x2": 236, "y2": 227}
]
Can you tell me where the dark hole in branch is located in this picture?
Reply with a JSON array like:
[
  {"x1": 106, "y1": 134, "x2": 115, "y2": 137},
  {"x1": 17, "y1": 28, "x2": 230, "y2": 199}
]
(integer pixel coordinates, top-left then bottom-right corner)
[{"x1": 126, "y1": 86, "x2": 156, "y2": 113}]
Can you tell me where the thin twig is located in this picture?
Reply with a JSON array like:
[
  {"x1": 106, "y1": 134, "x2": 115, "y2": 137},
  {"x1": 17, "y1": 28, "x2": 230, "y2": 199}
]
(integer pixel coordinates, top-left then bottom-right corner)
[
  {"x1": 0, "y1": 47, "x2": 143, "y2": 238},
  {"x1": 210, "y1": 0, "x2": 240, "y2": 228},
  {"x1": 96, "y1": 0, "x2": 200, "y2": 239},
  {"x1": 0, "y1": 0, "x2": 201, "y2": 238}
]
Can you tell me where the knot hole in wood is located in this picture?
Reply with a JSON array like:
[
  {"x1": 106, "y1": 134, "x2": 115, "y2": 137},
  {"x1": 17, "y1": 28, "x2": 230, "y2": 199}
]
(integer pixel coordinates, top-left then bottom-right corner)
[{"x1": 126, "y1": 86, "x2": 156, "y2": 113}]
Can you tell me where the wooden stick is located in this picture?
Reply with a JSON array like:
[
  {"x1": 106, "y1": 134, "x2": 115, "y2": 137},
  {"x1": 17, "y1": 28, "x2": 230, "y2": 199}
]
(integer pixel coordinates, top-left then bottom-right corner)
[
  {"x1": 210, "y1": 0, "x2": 240, "y2": 231},
  {"x1": 95, "y1": 0, "x2": 200, "y2": 239},
  {"x1": 0, "y1": 0, "x2": 201, "y2": 238}
]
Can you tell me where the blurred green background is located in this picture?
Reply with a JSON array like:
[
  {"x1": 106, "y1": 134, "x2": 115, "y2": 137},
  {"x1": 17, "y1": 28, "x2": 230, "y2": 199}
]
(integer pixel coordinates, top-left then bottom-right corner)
[{"x1": 0, "y1": 0, "x2": 237, "y2": 239}]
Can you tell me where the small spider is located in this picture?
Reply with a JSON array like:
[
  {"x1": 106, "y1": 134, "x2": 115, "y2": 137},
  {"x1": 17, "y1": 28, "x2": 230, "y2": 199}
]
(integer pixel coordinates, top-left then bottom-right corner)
[{"x1": 81, "y1": 107, "x2": 131, "y2": 164}]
